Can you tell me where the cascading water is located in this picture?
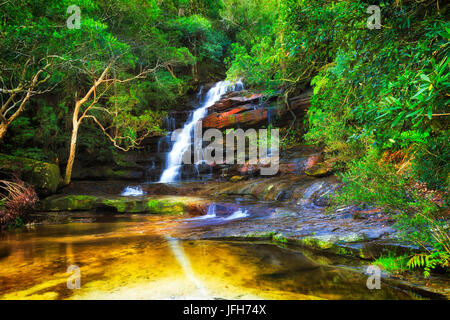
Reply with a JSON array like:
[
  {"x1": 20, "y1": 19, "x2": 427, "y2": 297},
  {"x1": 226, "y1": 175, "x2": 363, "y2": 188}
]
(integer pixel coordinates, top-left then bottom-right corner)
[
  {"x1": 186, "y1": 203, "x2": 249, "y2": 222},
  {"x1": 159, "y1": 80, "x2": 243, "y2": 183},
  {"x1": 186, "y1": 203, "x2": 217, "y2": 221},
  {"x1": 121, "y1": 186, "x2": 145, "y2": 196}
]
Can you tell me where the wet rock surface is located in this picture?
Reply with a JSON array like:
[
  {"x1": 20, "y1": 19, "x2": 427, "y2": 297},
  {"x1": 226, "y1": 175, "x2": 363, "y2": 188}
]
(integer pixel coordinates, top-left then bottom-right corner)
[{"x1": 171, "y1": 201, "x2": 399, "y2": 259}]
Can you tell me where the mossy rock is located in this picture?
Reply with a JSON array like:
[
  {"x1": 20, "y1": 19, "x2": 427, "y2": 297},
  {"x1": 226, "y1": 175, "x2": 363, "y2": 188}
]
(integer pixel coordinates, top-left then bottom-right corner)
[
  {"x1": 297, "y1": 236, "x2": 337, "y2": 250},
  {"x1": 40, "y1": 194, "x2": 190, "y2": 215},
  {"x1": 99, "y1": 198, "x2": 187, "y2": 214},
  {"x1": 100, "y1": 198, "x2": 146, "y2": 213},
  {"x1": 40, "y1": 195, "x2": 98, "y2": 211},
  {"x1": 147, "y1": 199, "x2": 186, "y2": 215},
  {"x1": 0, "y1": 153, "x2": 60, "y2": 195}
]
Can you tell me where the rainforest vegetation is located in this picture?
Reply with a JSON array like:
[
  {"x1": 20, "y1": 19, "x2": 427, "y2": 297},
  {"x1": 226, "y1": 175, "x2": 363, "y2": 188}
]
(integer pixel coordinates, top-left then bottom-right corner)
[{"x1": 0, "y1": 0, "x2": 449, "y2": 281}]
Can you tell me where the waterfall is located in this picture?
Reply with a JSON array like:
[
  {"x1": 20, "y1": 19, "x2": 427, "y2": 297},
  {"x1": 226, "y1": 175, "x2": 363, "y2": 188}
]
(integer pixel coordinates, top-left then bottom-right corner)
[{"x1": 159, "y1": 80, "x2": 243, "y2": 183}]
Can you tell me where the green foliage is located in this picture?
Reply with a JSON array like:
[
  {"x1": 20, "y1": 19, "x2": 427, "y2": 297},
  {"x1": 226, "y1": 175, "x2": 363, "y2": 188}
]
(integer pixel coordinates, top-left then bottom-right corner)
[
  {"x1": 395, "y1": 211, "x2": 450, "y2": 278},
  {"x1": 375, "y1": 254, "x2": 409, "y2": 274},
  {"x1": 333, "y1": 150, "x2": 449, "y2": 277},
  {"x1": 226, "y1": 0, "x2": 448, "y2": 181},
  {"x1": 7, "y1": 217, "x2": 25, "y2": 230},
  {"x1": 279, "y1": 127, "x2": 302, "y2": 150},
  {"x1": 412, "y1": 135, "x2": 450, "y2": 193},
  {"x1": 2, "y1": 103, "x2": 68, "y2": 162},
  {"x1": 226, "y1": 37, "x2": 284, "y2": 90},
  {"x1": 224, "y1": 1, "x2": 449, "y2": 280},
  {"x1": 221, "y1": 0, "x2": 279, "y2": 45},
  {"x1": 169, "y1": 14, "x2": 227, "y2": 63},
  {"x1": 305, "y1": 51, "x2": 371, "y2": 167},
  {"x1": 222, "y1": 0, "x2": 281, "y2": 88},
  {"x1": 333, "y1": 150, "x2": 420, "y2": 210},
  {"x1": 407, "y1": 251, "x2": 449, "y2": 279}
]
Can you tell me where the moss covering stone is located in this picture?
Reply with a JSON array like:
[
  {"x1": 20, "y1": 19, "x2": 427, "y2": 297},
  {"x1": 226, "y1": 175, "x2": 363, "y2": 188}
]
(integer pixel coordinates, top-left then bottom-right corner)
[
  {"x1": 39, "y1": 194, "x2": 193, "y2": 215},
  {"x1": 40, "y1": 195, "x2": 98, "y2": 211},
  {"x1": 296, "y1": 236, "x2": 336, "y2": 250},
  {"x1": 147, "y1": 199, "x2": 186, "y2": 215},
  {"x1": 0, "y1": 153, "x2": 60, "y2": 195}
]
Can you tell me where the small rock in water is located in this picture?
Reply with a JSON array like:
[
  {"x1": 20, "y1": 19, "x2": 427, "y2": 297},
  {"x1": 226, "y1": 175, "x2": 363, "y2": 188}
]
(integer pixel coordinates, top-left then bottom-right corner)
[{"x1": 230, "y1": 175, "x2": 247, "y2": 182}]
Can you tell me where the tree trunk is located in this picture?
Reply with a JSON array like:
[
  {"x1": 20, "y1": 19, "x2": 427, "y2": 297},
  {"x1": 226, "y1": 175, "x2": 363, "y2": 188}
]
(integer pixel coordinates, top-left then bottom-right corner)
[
  {"x1": 0, "y1": 123, "x2": 8, "y2": 141},
  {"x1": 63, "y1": 125, "x2": 78, "y2": 185},
  {"x1": 63, "y1": 64, "x2": 112, "y2": 185},
  {"x1": 64, "y1": 102, "x2": 81, "y2": 185}
]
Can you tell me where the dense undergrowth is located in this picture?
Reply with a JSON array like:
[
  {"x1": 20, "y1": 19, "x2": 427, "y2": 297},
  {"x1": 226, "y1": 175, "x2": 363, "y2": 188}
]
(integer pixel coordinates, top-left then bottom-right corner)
[{"x1": 0, "y1": 179, "x2": 38, "y2": 229}]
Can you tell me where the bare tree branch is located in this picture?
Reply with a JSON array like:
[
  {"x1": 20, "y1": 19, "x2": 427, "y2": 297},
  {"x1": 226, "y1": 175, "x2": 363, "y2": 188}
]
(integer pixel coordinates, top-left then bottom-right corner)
[{"x1": 0, "y1": 57, "x2": 57, "y2": 140}]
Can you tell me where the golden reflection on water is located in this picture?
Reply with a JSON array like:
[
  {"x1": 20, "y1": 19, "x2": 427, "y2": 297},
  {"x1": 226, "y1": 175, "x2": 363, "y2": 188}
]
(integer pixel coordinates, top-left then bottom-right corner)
[{"x1": 0, "y1": 216, "x2": 414, "y2": 300}]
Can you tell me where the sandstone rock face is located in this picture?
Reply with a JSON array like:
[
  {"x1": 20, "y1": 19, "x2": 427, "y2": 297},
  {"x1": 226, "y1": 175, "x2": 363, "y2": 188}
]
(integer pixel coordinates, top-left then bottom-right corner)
[
  {"x1": 203, "y1": 108, "x2": 268, "y2": 129},
  {"x1": 198, "y1": 89, "x2": 315, "y2": 180},
  {"x1": 202, "y1": 91, "x2": 266, "y2": 129},
  {"x1": 0, "y1": 153, "x2": 60, "y2": 196},
  {"x1": 202, "y1": 90, "x2": 312, "y2": 130},
  {"x1": 201, "y1": 175, "x2": 341, "y2": 204},
  {"x1": 207, "y1": 92, "x2": 263, "y2": 113}
]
